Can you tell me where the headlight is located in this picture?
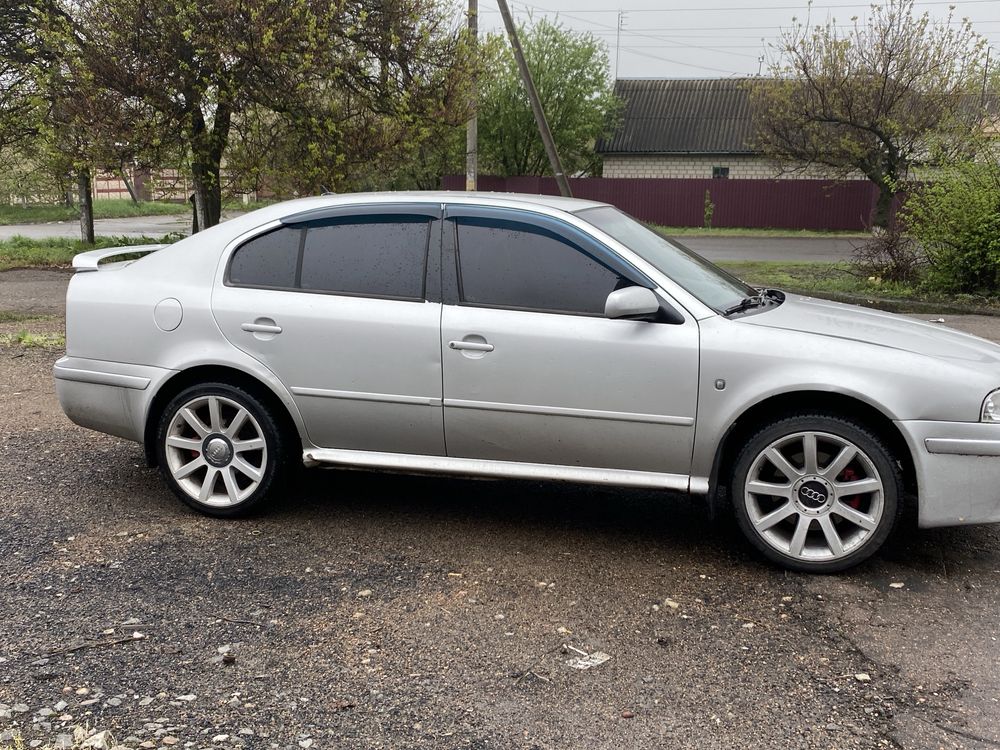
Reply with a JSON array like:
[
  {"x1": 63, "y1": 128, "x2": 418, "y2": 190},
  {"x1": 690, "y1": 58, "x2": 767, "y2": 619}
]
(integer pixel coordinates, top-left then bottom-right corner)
[{"x1": 983, "y1": 389, "x2": 1000, "y2": 422}]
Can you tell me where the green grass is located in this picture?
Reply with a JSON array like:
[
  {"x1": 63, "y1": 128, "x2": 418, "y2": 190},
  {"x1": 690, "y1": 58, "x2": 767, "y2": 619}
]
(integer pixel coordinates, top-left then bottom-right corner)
[
  {"x1": 0, "y1": 234, "x2": 175, "y2": 271},
  {"x1": 720, "y1": 260, "x2": 867, "y2": 294},
  {"x1": 0, "y1": 199, "x2": 189, "y2": 225},
  {"x1": 0, "y1": 330, "x2": 66, "y2": 348},
  {"x1": 655, "y1": 225, "x2": 865, "y2": 239},
  {"x1": 0, "y1": 310, "x2": 47, "y2": 323},
  {"x1": 718, "y1": 260, "x2": 1000, "y2": 313}
]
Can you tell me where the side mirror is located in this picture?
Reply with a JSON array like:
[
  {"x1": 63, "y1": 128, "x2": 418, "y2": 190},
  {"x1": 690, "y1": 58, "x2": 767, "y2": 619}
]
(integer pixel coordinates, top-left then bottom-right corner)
[{"x1": 605, "y1": 286, "x2": 661, "y2": 320}]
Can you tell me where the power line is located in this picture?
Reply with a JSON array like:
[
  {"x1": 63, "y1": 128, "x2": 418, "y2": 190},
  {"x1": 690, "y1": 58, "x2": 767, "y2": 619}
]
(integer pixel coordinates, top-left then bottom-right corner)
[
  {"x1": 513, "y1": 0, "x2": 1000, "y2": 12},
  {"x1": 618, "y1": 42, "x2": 772, "y2": 49},
  {"x1": 620, "y1": 46, "x2": 743, "y2": 74},
  {"x1": 482, "y1": 8, "x2": 1000, "y2": 32},
  {"x1": 579, "y1": 21, "x2": 1000, "y2": 32},
  {"x1": 551, "y1": 8, "x2": 765, "y2": 57}
]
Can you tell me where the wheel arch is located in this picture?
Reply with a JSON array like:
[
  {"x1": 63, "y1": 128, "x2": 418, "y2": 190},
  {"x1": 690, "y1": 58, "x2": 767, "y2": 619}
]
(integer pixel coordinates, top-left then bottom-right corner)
[
  {"x1": 143, "y1": 364, "x2": 304, "y2": 467},
  {"x1": 706, "y1": 390, "x2": 917, "y2": 513}
]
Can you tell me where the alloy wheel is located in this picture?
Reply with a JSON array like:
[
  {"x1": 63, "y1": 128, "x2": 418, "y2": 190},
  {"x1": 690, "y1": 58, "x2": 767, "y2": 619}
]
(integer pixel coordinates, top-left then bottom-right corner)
[
  {"x1": 743, "y1": 430, "x2": 885, "y2": 563},
  {"x1": 163, "y1": 395, "x2": 269, "y2": 507}
]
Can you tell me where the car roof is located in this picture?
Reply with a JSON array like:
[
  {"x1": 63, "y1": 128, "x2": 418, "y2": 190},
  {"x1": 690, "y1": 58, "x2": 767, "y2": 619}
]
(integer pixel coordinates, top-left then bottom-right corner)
[
  {"x1": 376, "y1": 190, "x2": 610, "y2": 213},
  {"x1": 236, "y1": 190, "x2": 610, "y2": 226}
]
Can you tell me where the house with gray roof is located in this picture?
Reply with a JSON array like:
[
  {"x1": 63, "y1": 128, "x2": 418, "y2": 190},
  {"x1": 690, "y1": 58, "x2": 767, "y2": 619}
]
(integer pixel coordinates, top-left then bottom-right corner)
[{"x1": 597, "y1": 78, "x2": 845, "y2": 181}]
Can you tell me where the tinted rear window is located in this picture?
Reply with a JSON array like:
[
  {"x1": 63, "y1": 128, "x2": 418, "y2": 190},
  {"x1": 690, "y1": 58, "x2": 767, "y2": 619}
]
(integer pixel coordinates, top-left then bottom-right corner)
[
  {"x1": 300, "y1": 218, "x2": 429, "y2": 299},
  {"x1": 228, "y1": 215, "x2": 431, "y2": 299}
]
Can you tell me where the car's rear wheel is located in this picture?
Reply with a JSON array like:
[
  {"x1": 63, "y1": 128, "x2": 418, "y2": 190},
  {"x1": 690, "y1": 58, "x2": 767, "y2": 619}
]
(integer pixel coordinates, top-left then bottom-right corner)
[
  {"x1": 155, "y1": 383, "x2": 287, "y2": 517},
  {"x1": 730, "y1": 414, "x2": 902, "y2": 573}
]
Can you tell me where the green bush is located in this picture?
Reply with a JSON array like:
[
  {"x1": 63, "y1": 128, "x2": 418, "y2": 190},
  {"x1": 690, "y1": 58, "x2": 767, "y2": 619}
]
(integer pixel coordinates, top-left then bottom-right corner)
[{"x1": 904, "y1": 159, "x2": 1000, "y2": 294}]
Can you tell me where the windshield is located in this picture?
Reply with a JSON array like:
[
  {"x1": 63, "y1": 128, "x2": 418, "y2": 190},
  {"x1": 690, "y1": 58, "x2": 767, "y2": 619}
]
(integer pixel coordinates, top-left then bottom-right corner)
[{"x1": 575, "y1": 206, "x2": 756, "y2": 312}]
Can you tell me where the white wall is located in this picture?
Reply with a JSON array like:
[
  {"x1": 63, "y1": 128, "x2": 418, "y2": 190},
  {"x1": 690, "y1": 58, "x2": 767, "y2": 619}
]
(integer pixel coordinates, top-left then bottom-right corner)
[{"x1": 602, "y1": 154, "x2": 861, "y2": 180}]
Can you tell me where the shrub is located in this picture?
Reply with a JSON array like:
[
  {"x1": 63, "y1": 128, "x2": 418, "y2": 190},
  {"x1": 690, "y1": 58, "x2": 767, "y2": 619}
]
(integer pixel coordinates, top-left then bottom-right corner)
[
  {"x1": 904, "y1": 159, "x2": 1000, "y2": 294},
  {"x1": 703, "y1": 189, "x2": 714, "y2": 229},
  {"x1": 851, "y1": 226, "x2": 926, "y2": 284}
]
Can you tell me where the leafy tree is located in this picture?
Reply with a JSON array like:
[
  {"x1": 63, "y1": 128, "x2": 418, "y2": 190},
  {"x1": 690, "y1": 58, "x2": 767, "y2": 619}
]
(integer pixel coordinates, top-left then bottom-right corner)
[
  {"x1": 69, "y1": 0, "x2": 472, "y2": 230},
  {"x1": 478, "y1": 18, "x2": 619, "y2": 177},
  {"x1": 0, "y1": 3, "x2": 41, "y2": 153},
  {"x1": 1, "y1": 1, "x2": 163, "y2": 240},
  {"x1": 750, "y1": 0, "x2": 988, "y2": 227}
]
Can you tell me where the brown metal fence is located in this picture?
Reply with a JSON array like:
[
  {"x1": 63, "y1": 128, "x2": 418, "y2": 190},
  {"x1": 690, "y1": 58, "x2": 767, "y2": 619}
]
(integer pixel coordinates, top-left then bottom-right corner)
[{"x1": 442, "y1": 175, "x2": 898, "y2": 231}]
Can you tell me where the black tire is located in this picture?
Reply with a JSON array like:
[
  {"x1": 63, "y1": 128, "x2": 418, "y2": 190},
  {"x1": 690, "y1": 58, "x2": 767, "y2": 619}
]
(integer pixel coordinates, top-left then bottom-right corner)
[
  {"x1": 730, "y1": 413, "x2": 903, "y2": 573},
  {"x1": 155, "y1": 382, "x2": 289, "y2": 518}
]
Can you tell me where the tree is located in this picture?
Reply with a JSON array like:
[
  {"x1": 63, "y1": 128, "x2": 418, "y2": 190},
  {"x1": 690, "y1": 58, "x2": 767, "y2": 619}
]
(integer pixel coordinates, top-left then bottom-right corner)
[
  {"x1": 750, "y1": 0, "x2": 988, "y2": 227},
  {"x1": 1, "y1": 1, "x2": 100, "y2": 241},
  {"x1": 1, "y1": 2, "x2": 155, "y2": 240},
  {"x1": 478, "y1": 18, "x2": 619, "y2": 177},
  {"x1": 0, "y1": 4, "x2": 41, "y2": 153},
  {"x1": 69, "y1": 0, "x2": 471, "y2": 230}
]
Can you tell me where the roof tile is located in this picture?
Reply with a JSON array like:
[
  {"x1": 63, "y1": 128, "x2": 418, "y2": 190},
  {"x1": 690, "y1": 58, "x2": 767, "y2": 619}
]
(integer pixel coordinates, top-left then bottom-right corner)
[{"x1": 598, "y1": 78, "x2": 757, "y2": 155}]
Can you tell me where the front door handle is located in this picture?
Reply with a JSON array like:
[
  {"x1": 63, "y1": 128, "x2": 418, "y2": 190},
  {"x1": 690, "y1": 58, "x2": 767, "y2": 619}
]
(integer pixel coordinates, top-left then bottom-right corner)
[
  {"x1": 449, "y1": 340, "x2": 494, "y2": 352},
  {"x1": 241, "y1": 319, "x2": 282, "y2": 334}
]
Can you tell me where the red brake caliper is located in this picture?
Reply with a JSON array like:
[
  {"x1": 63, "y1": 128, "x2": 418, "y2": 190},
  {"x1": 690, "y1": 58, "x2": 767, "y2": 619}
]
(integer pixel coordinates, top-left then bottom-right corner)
[{"x1": 839, "y1": 467, "x2": 862, "y2": 508}]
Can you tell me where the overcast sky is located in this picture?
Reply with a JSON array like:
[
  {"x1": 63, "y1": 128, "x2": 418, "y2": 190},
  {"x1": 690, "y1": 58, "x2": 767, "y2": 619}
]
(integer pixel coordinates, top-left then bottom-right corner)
[{"x1": 474, "y1": 0, "x2": 1000, "y2": 79}]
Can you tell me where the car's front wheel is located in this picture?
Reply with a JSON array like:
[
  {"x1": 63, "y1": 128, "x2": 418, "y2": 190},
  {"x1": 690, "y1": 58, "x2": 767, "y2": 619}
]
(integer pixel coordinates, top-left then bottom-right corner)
[
  {"x1": 155, "y1": 383, "x2": 287, "y2": 517},
  {"x1": 731, "y1": 414, "x2": 903, "y2": 573}
]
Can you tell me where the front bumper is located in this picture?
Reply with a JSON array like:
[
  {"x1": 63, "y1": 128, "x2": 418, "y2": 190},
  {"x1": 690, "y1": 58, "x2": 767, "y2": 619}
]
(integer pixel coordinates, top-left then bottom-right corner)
[
  {"x1": 54, "y1": 356, "x2": 175, "y2": 443},
  {"x1": 897, "y1": 420, "x2": 1000, "y2": 527}
]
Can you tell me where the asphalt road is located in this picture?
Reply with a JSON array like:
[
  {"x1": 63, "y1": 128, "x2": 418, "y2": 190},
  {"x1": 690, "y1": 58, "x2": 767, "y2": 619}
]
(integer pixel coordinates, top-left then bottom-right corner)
[
  {"x1": 0, "y1": 214, "x2": 859, "y2": 263},
  {"x1": 1, "y1": 273, "x2": 999, "y2": 750},
  {"x1": 679, "y1": 236, "x2": 859, "y2": 264},
  {"x1": 0, "y1": 214, "x2": 193, "y2": 240}
]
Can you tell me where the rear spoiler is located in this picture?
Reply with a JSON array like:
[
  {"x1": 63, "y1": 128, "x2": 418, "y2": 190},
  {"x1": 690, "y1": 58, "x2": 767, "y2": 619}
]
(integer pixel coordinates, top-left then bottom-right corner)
[{"x1": 72, "y1": 244, "x2": 167, "y2": 272}]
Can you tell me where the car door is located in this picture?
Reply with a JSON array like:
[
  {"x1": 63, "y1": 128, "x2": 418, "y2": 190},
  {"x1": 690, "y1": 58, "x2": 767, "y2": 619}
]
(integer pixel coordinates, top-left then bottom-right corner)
[
  {"x1": 440, "y1": 205, "x2": 699, "y2": 476},
  {"x1": 212, "y1": 204, "x2": 446, "y2": 455}
]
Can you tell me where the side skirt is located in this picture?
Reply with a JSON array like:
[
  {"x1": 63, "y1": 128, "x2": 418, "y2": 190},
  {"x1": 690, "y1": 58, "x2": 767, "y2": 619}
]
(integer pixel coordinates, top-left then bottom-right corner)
[{"x1": 303, "y1": 448, "x2": 707, "y2": 493}]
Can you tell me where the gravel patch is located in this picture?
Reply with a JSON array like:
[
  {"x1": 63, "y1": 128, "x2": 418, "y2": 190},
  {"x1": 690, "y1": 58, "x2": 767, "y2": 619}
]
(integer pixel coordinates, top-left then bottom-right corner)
[{"x1": 1, "y1": 281, "x2": 999, "y2": 749}]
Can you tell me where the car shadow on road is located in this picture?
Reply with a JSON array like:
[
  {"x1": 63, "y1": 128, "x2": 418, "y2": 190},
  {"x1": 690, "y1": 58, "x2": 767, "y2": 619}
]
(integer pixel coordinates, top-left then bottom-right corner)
[
  {"x1": 278, "y1": 465, "x2": 746, "y2": 561},
  {"x1": 272, "y1": 465, "x2": 999, "y2": 580}
]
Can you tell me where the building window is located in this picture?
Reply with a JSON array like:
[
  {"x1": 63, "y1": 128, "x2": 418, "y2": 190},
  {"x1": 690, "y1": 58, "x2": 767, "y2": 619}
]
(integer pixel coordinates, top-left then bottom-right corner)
[{"x1": 712, "y1": 166, "x2": 730, "y2": 179}]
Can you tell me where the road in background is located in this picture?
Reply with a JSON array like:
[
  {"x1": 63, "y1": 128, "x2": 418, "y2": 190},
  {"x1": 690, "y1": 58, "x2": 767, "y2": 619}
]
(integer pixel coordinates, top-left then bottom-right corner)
[
  {"x1": 0, "y1": 214, "x2": 860, "y2": 263},
  {"x1": 677, "y1": 235, "x2": 859, "y2": 264},
  {"x1": 0, "y1": 214, "x2": 192, "y2": 240}
]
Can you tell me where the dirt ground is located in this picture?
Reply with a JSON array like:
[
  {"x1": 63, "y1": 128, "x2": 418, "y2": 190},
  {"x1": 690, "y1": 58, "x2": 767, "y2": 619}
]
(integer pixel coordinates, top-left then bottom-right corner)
[{"x1": 1, "y1": 269, "x2": 999, "y2": 750}]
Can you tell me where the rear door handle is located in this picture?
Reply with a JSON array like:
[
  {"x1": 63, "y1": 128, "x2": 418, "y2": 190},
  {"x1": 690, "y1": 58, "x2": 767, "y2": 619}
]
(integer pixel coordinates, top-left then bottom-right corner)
[
  {"x1": 241, "y1": 320, "x2": 282, "y2": 334},
  {"x1": 449, "y1": 340, "x2": 494, "y2": 352}
]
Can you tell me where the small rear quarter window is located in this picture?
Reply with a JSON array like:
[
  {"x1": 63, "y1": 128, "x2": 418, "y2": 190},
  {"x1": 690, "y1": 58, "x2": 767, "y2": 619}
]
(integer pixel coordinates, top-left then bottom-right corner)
[{"x1": 228, "y1": 227, "x2": 301, "y2": 288}]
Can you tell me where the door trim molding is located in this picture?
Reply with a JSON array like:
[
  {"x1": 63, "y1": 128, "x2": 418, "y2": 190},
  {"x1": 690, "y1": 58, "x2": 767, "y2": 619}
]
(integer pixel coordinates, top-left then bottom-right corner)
[
  {"x1": 303, "y1": 447, "x2": 695, "y2": 491},
  {"x1": 291, "y1": 386, "x2": 442, "y2": 408},
  {"x1": 444, "y1": 397, "x2": 694, "y2": 426}
]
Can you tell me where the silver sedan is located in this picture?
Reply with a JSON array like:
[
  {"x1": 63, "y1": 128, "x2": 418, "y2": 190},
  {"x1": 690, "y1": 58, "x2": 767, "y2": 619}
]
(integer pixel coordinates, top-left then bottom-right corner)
[{"x1": 54, "y1": 192, "x2": 1000, "y2": 572}]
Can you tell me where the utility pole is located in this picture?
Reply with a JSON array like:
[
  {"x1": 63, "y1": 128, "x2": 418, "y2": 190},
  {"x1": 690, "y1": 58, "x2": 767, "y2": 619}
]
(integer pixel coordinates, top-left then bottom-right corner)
[
  {"x1": 982, "y1": 46, "x2": 992, "y2": 110},
  {"x1": 495, "y1": 0, "x2": 573, "y2": 197},
  {"x1": 614, "y1": 12, "x2": 623, "y2": 81},
  {"x1": 465, "y1": 0, "x2": 478, "y2": 191}
]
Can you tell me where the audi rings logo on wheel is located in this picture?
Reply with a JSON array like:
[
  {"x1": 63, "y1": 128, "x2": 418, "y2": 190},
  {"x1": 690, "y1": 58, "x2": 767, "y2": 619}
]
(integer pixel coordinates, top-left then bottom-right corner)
[{"x1": 799, "y1": 486, "x2": 827, "y2": 504}]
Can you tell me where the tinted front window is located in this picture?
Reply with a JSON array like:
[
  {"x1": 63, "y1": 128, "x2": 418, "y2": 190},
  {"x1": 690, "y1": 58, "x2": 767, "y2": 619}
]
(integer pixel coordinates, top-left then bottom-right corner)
[
  {"x1": 575, "y1": 206, "x2": 754, "y2": 311},
  {"x1": 456, "y1": 218, "x2": 624, "y2": 315},
  {"x1": 228, "y1": 227, "x2": 300, "y2": 288},
  {"x1": 300, "y1": 218, "x2": 429, "y2": 299}
]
